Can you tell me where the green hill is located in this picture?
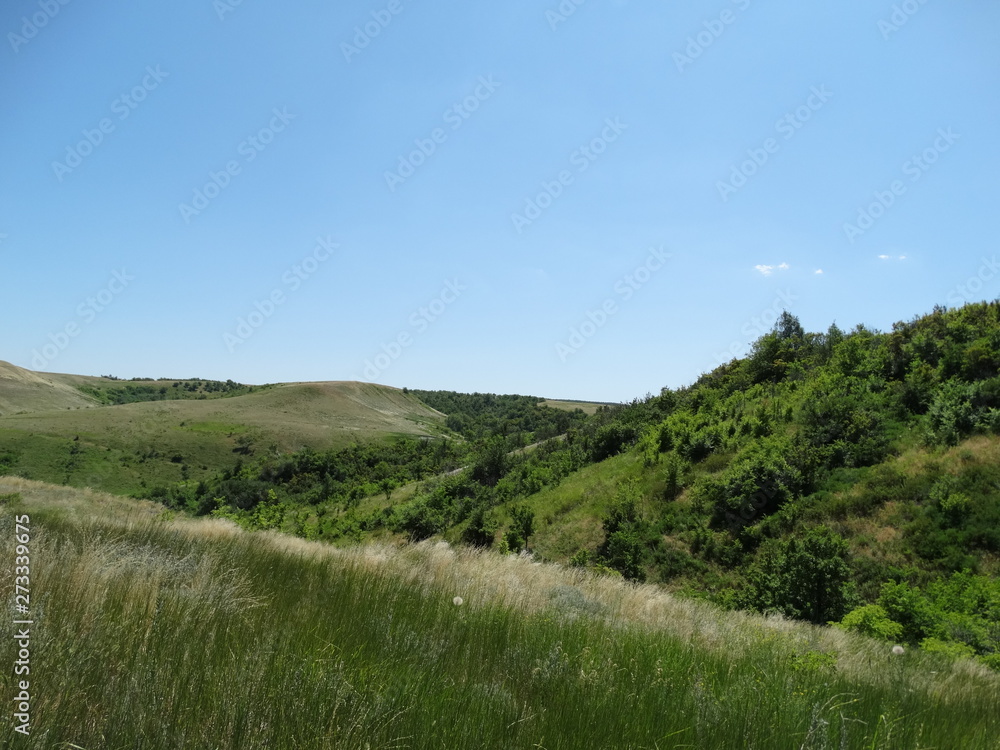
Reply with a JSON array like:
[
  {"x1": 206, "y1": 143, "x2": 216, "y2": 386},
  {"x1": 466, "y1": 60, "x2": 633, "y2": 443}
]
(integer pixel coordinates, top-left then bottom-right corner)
[
  {"x1": 4, "y1": 301, "x2": 1000, "y2": 690},
  {"x1": 0, "y1": 364, "x2": 447, "y2": 494},
  {"x1": 0, "y1": 360, "x2": 99, "y2": 415},
  {"x1": 2, "y1": 477, "x2": 997, "y2": 748},
  {"x1": 114, "y1": 301, "x2": 1000, "y2": 674}
]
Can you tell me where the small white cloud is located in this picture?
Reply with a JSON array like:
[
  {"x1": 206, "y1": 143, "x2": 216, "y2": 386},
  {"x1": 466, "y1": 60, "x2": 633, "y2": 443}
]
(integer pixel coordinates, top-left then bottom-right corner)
[
  {"x1": 878, "y1": 254, "x2": 891, "y2": 260},
  {"x1": 814, "y1": 269, "x2": 824, "y2": 275},
  {"x1": 898, "y1": 255, "x2": 907, "y2": 260},
  {"x1": 754, "y1": 262, "x2": 790, "y2": 277}
]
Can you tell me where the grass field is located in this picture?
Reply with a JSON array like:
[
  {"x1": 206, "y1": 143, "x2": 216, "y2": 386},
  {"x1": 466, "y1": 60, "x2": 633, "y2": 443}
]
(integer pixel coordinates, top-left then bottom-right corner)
[
  {"x1": 2, "y1": 477, "x2": 998, "y2": 749},
  {"x1": 540, "y1": 398, "x2": 612, "y2": 415},
  {"x1": 0, "y1": 361, "x2": 448, "y2": 496}
]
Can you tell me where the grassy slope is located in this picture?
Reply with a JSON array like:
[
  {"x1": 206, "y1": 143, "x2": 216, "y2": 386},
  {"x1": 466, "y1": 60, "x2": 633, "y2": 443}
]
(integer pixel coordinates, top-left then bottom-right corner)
[
  {"x1": 436, "y1": 432, "x2": 1000, "y2": 598},
  {"x1": 0, "y1": 361, "x2": 99, "y2": 415},
  {"x1": 540, "y1": 398, "x2": 610, "y2": 415},
  {"x1": 0, "y1": 363, "x2": 447, "y2": 495},
  {"x1": 2, "y1": 477, "x2": 998, "y2": 749}
]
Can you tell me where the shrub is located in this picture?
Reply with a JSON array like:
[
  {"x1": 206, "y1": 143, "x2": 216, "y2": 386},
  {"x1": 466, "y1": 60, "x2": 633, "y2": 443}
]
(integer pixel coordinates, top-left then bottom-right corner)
[
  {"x1": 839, "y1": 605, "x2": 904, "y2": 640},
  {"x1": 877, "y1": 580, "x2": 936, "y2": 642},
  {"x1": 711, "y1": 444, "x2": 802, "y2": 530},
  {"x1": 920, "y1": 637, "x2": 976, "y2": 659},
  {"x1": 741, "y1": 527, "x2": 856, "y2": 624}
]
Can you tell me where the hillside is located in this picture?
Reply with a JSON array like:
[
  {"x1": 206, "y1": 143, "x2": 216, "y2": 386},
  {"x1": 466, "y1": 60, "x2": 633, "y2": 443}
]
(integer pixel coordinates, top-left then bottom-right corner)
[
  {"x1": 2, "y1": 477, "x2": 998, "y2": 748},
  {"x1": 0, "y1": 365, "x2": 447, "y2": 494},
  {"x1": 117, "y1": 301, "x2": 1000, "y2": 674},
  {"x1": 0, "y1": 360, "x2": 99, "y2": 415},
  {"x1": 4, "y1": 301, "x2": 1000, "y2": 678}
]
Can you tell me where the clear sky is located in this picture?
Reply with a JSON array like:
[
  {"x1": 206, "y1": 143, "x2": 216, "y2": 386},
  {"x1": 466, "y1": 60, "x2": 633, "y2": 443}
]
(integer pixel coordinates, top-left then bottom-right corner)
[{"x1": 2, "y1": 1, "x2": 998, "y2": 402}]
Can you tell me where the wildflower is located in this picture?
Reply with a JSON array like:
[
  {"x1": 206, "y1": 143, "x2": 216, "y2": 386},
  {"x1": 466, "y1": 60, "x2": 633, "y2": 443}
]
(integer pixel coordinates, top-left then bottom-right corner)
[
  {"x1": 453, "y1": 596, "x2": 464, "y2": 606},
  {"x1": 892, "y1": 645, "x2": 905, "y2": 655}
]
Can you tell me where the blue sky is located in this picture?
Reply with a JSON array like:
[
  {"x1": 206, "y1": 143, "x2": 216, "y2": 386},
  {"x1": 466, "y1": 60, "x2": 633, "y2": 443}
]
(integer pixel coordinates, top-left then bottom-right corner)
[{"x1": 2, "y1": 0, "x2": 998, "y2": 402}]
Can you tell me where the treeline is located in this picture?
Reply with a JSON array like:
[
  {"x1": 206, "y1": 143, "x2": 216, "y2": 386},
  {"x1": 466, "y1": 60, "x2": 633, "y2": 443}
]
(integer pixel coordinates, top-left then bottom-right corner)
[
  {"x1": 80, "y1": 379, "x2": 259, "y2": 405},
  {"x1": 408, "y1": 390, "x2": 590, "y2": 442}
]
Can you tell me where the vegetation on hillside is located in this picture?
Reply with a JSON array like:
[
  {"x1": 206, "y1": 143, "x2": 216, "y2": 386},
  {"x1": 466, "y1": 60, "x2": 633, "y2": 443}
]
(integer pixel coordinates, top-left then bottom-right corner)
[
  {"x1": 140, "y1": 301, "x2": 1000, "y2": 671},
  {"x1": 2, "y1": 479, "x2": 998, "y2": 749},
  {"x1": 3, "y1": 302, "x2": 1000, "y2": 676},
  {"x1": 77, "y1": 377, "x2": 266, "y2": 405}
]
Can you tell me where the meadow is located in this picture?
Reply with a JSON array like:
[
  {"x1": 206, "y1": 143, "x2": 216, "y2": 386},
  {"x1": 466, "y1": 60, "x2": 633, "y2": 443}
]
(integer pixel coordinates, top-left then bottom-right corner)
[
  {"x1": 0, "y1": 363, "x2": 447, "y2": 496},
  {"x1": 2, "y1": 477, "x2": 998, "y2": 749}
]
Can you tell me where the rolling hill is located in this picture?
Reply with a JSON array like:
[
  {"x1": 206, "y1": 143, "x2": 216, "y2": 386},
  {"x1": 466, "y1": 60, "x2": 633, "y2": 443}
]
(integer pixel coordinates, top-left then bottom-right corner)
[
  {"x1": 0, "y1": 361, "x2": 447, "y2": 494},
  {"x1": 0, "y1": 360, "x2": 99, "y2": 414}
]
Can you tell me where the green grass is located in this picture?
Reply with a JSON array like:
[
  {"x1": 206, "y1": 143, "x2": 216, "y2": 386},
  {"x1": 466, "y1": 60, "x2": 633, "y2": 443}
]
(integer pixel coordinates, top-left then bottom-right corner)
[
  {"x1": 540, "y1": 398, "x2": 611, "y2": 415},
  {"x1": 181, "y1": 421, "x2": 252, "y2": 434},
  {"x1": 2, "y1": 477, "x2": 998, "y2": 749},
  {"x1": 0, "y1": 377, "x2": 447, "y2": 495},
  {"x1": 499, "y1": 451, "x2": 659, "y2": 563}
]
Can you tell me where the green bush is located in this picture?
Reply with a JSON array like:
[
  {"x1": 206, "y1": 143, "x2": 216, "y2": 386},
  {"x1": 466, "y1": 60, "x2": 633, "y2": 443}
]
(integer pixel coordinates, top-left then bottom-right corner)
[
  {"x1": 711, "y1": 443, "x2": 802, "y2": 530},
  {"x1": 839, "y1": 605, "x2": 904, "y2": 640},
  {"x1": 920, "y1": 637, "x2": 976, "y2": 659},
  {"x1": 741, "y1": 526, "x2": 855, "y2": 624}
]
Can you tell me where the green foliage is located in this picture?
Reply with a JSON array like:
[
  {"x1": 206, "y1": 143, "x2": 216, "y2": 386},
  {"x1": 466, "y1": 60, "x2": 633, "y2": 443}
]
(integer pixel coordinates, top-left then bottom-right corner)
[
  {"x1": 925, "y1": 380, "x2": 978, "y2": 446},
  {"x1": 877, "y1": 580, "x2": 936, "y2": 642},
  {"x1": 790, "y1": 650, "x2": 837, "y2": 674},
  {"x1": 462, "y1": 503, "x2": 499, "y2": 547},
  {"x1": 504, "y1": 504, "x2": 535, "y2": 551},
  {"x1": 0, "y1": 449, "x2": 20, "y2": 474},
  {"x1": 920, "y1": 637, "x2": 977, "y2": 659},
  {"x1": 798, "y1": 373, "x2": 892, "y2": 469},
  {"x1": 469, "y1": 436, "x2": 511, "y2": 487},
  {"x1": 710, "y1": 441, "x2": 803, "y2": 530},
  {"x1": 838, "y1": 605, "x2": 904, "y2": 640},
  {"x1": 78, "y1": 378, "x2": 255, "y2": 405},
  {"x1": 409, "y1": 389, "x2": 587, "y2": 442},
  {"x1": 661, "y1": 452, "x2": 687, "y2": 501},
  {"x1": 741, "y1": 527, "x2": 855, "y2": 624},
  {"x1": 596, "y1": 480, "x2": 651, "y2": 582}
]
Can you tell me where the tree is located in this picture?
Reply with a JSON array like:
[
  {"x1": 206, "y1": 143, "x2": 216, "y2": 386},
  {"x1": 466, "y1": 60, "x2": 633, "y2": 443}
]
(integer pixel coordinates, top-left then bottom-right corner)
[
  {"x1": 775, "y1": 310, "x2": 805, "y2": 345},
  {"x1": 599, "y1": 480, "x2": 648, "y2": 581},
  {"x1": 505, "y1": 505, "x2": 535, "y2": 551},
  {"x1": 740, "y1": 526, "x2": 855, "y2": 624},
  {"x1": 711, "y1": 442, "x2": 802, "y2": 530},
  {"x1": 379, "y1": 477, "x2": 395, "y2": 502},
  {"x1": 470, "y1": 437, "x2": 510, "y2": 487}
]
